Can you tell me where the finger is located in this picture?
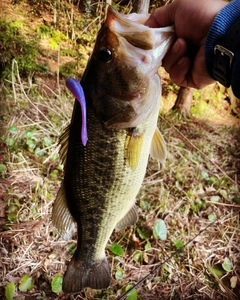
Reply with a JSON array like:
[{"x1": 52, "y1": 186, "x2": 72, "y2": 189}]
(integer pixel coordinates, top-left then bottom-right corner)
[
  {"x1": 144, "y1": 3, "x2": 175, "y2": 28},
  {"x1": 169, "y1": 56, "x2": 191, "y2": 87},
  {"x1": 162, "y1": 38, "x2": 188, "y2": 73},
  {"x1": 187, "y1": 70, "x2": 216, "y2": 90},
  {"x1": 187, "y1": 50, "x2": 216, "y2": 89}
]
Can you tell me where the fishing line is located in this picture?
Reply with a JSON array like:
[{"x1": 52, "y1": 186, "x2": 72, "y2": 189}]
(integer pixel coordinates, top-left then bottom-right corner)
[{"x1": 117, "y1": 218, "x2": 217, "y2": 300}]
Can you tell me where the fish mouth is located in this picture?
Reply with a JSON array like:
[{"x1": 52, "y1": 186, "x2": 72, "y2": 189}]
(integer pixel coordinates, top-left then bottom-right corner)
[
  {"x1": 104, "y1": 5, "x2": 175, "y2": 79},
  {"x1": 106, "y1": 6, "x2": 175, "y2": 52},
  {"x1": 84, "y1": 6, "x2": 175, "y2": 130}
]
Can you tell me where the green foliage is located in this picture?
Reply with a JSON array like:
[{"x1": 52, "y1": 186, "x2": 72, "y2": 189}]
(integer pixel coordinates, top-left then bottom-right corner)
[
  {"x1": 1, "y1": 2, "x2": 239, "y2": 299},
  {"x1": 208, "y1": 212, "x2": 217, "y2": 222},
  {"x1": 153, "y1": 218, "x2": 167, "y2": 240},
  {"x1": 19, "y1": 274, "x2": 34, "y2": 292},
  {"x1": 8, "y1": 125, "x2": 18, "y2": 134},
  {"x1": 60, "y1": 48, "x2": 77, "y2": 57},
  {"x1": 0, "y1": 164, "x2": 7, "y2": 178},
  {"x1": 5, "y1": 282, "x2": 15, "y2": 300},
  {"x1": 126, "y1": 285, "x2": 138, "y2": 300},
  {"x1": 222, "y1": 257, "x2": 233, "y2": 272},
  {"x1": 51, "y1": 274, "x2": 63, "y2": 293},
  {"x1": 6, "y1": 198, "x2": 20, "y2": 223},
  {"x1": 208, "y1": 265, "x2": 225, "y2": 278},
  {"x1": 172, "y1": 238, "x2": 184, "y2": 250},
  {"x1": 36, "y1": 24, "x2": 52, "y2": 38},
  {"x1": 133, "y1": 250, "x2": 143, "y2": 263},
  {"x1": 49, "y1": 30, "x2": 67, "y2": 50},
  {"x1": 2, "y1": 125, "x2": 56, "y2": 158},
  {"x1": 210, "y1": 195, "x2": 220, "y2": 202},
  {"x1": 66, "y1": 242, "x2": 77, "y2": 255},
  {"x1": 139, "y1": 199, "x2": 149, "y2": 211},
  {"x1": 136, "y1": 227, "x2": 149, "y2": 240},
  {"x1": 191, "y1": 99, "x2": 209, "y2": 117},
  {"x1": 109, "y1": 242, "x2": 124, "y2": 256},
  {"x1": 0, "y1": 20, "x2": 48, "y2": 79},
  {"x1": 115, "y1": 268, "x2": 124, "y2": 281},
  {"x1": 59, "y1": 62, "x2": 77, "y2": 78}
]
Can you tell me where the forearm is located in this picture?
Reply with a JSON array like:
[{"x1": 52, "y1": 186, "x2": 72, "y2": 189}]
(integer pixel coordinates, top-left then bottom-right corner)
[{"x1": 205, "y1": 0, "x2": 240, "y2": 98}]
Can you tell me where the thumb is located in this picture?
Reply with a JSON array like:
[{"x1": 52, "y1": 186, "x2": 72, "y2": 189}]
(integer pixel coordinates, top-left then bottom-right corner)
[{"x1": 144, "y1": 4, "x2": 175, "y2": 28}]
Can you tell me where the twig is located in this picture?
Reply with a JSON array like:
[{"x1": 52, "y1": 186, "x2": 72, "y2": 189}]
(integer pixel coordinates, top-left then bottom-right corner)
[
  {"x1": 159, "y1": 114, "x2": 240, "y2": 189},
  {"x1": 205, "y1": 201, "x2": 240, "y2": 208},
  {"x1": 117, "y1": 219, "x2": 217, "y2": 299}
]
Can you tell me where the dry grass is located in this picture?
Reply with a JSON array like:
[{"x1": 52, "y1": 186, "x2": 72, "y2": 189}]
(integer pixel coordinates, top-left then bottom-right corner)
[
  {"x1": 0, "y1": 65, "x2": 239, "y2": 300},
  {"x1": 0, "y1": 1, "x2": 240, "y2": 300}
]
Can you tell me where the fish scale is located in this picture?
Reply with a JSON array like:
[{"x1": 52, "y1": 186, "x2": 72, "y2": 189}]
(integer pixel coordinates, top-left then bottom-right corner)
[
  {"x1": 52, "y1": 5, "x2": 174, "y2": 293},
  {"x1": 65, "y1": 100, "x2": 157, "y2": 239}
]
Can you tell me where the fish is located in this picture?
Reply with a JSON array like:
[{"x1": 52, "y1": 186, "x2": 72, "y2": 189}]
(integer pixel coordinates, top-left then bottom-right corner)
[{"x1": 52, "y1": 5, "x2": 174, "y2": 294}]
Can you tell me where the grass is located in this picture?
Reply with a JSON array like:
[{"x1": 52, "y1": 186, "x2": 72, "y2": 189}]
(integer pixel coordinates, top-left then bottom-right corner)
[
  {"x1": 0, "y1": 66, "x2": 239, "y2": 299},
  {"x1": 0, "y1": 1, "x2": 240, "y2": 300}
]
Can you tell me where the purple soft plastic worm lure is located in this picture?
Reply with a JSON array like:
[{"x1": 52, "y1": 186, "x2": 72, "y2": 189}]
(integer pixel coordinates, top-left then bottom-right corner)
[{"x1": 66, "y1": 78, "x2": 88, "y2": 146}]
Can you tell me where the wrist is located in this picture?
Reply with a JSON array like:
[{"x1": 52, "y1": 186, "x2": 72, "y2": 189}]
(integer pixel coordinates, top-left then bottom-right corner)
[{"x1": 205, "y1": 0, "x2": 240, "y2": 97}]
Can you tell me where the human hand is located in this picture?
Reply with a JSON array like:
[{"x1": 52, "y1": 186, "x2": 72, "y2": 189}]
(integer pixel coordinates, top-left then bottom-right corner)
[{"x1": 145, "y1": 0, "x2": 227, "y2": 89}]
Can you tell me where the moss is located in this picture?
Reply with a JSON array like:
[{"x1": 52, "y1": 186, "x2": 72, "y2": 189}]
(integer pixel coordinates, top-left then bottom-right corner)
[{"x1": 0, "y1": 20, "x2": 48, "y2": 80}]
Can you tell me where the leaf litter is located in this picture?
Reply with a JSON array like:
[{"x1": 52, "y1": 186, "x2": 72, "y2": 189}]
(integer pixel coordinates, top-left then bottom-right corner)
[
  {"x1": 1, "y1": 65, "x2": 239, "y2": 299},
  {"x1": 0, "y1": 2, "x2": 240, "y2": 300}
]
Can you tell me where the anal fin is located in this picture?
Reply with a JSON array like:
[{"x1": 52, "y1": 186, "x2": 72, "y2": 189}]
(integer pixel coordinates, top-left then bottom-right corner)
[
  {"x1": 52, "y1": 184, "x2": 75, "y2": 240},
  {"x1": 115, "y1": 204, "x2": 138, "y2": 230}
]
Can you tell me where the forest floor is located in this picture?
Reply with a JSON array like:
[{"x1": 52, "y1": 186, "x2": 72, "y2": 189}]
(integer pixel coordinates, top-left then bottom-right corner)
[{"x1": 0, "y1": 1, "x2": 240, "y2": 300}]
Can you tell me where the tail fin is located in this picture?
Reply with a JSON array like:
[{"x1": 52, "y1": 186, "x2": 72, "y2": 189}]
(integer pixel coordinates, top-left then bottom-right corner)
[{"x1": 63, "y1": 254, "x2": 111, "y2": 293}]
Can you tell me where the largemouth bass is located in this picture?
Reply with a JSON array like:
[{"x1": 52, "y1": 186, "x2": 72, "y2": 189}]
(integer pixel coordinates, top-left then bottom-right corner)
[{"x1": 52, "y1": 6, "x2": 174, "y2": 293}]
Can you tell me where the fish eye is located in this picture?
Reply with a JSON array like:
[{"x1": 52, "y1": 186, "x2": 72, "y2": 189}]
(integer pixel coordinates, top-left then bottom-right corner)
[{"x1": 98, "y1": 47, "x2": 112, "y2": 63}]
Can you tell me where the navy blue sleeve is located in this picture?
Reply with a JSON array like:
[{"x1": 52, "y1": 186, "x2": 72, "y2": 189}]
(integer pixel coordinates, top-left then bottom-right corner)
[{"x1": 205, "y1": 0, "x2": 240, "y2": 98}]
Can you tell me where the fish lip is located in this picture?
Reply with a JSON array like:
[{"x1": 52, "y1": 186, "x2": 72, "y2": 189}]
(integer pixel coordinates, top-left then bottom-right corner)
[
  {"x1": 105, "y1": 5, "x2": 175, "y2": 61},
  {"x1": 107, "y1": 5, "x2": 149, "y2": 25},
  {"x1": 106, "y1": 5, "x2": 174, "y2": 33}
]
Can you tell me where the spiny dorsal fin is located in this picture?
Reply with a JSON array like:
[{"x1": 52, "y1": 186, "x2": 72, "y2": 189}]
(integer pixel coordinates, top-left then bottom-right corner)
[
  {"x1": 59, "y1": 125, "x2": 70, "y2": 168},
  {"x1": 115, "y1": 205, "x2": 138, "y2": 230},
  {"x1": 125, "y1": 130, "x2": 144, "y2": 171},
  {"x1": 52, "y1": 184, "x2": 75, "y2": 240},
  {"x1": 150, "y1": 127, "x2": 167, "y2": 163}
]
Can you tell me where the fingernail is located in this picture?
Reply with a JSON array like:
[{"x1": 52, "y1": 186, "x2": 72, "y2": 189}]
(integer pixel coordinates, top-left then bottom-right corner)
[{"x1": 173, "y1": 41, "x2": 180, "y2": 53}]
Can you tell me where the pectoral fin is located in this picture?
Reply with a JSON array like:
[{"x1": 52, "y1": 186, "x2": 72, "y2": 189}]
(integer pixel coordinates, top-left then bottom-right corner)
[
  {"x1": 125, "y1": 129, "x2": 144, "y2": 171},
  {"x1": 52, "y1": 184, "x2": 75, "y2": 240},
  {"x1": 150, "y1": 127, "x2": 167, "y2": 163},
  {"x1": 115, "y1": 205, "x2": 138, "y2": 230}
]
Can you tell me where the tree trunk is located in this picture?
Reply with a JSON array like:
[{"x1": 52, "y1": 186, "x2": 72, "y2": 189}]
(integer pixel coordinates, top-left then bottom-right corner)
[{"x1": 173, "y1": 87, "x2": 193, "y2": 118}]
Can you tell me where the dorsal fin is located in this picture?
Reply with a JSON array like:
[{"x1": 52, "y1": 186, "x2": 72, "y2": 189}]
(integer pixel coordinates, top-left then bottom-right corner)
[
  {"x1": 150, "y1": 127, "x2": 167, "y2": 162},
  {"x1": 59, "y1": 125, "x2": 70, "y2": 169}
]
